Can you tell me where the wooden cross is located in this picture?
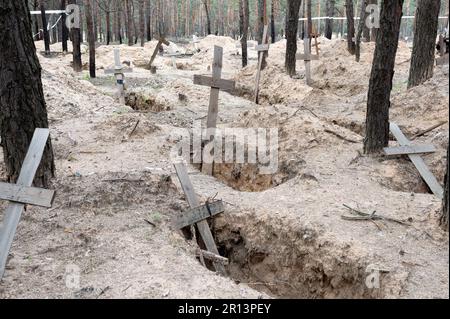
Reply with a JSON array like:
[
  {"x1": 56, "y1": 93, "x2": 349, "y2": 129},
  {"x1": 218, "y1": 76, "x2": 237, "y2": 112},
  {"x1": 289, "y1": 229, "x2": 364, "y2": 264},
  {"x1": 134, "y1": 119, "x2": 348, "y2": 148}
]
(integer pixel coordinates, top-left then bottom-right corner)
[
  {"x1": 0, "y1": 129, "x2": 55, "y2": 279},
  {"x1": 192, "y1": 35, "x2": 200, "y2": 51},
  {"x1": 148, "y1": 36, "x2": 170, "y2": 70},
  {"x1": 193, "y1": 46, "x2": 236, "y2": 175},
  {"x1": 297, "y1": 37, "x2": 319, "y2": 86},
  {"x1": 254, "y1": 25, "x2": 270, "y2": 105},
  {"x1": 173, "y1": 161, "x2": 227, "y2": 274},
  {"x1": 385, "y1": 123, "x2": 444, "y2": 199},
  {"x1": 104, "y1": 48, "x2": 133, "y2": 104}
]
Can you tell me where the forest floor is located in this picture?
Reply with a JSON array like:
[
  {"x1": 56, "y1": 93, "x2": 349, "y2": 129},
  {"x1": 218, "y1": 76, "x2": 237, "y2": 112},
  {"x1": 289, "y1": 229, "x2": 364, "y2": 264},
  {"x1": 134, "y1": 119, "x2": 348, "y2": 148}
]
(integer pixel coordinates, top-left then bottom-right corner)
[{"x1": 0, "y1": 35, "x2": 448, "y2": 299}]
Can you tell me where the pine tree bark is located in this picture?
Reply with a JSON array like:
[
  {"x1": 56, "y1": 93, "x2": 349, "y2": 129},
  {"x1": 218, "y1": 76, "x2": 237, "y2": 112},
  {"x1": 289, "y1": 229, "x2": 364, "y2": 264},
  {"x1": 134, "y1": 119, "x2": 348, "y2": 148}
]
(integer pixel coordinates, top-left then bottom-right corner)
[
  {"x1": 364, "y1": 0, "x2": 404, "y2": 154},
  {"x1": 355, "y1": 0, "x2": 368, "y2": 62},
  {"x1": 408, "y1": 0, "x2": 441, "y2": 89},
  {"x1": 69, "y1": 0, "x2": 82, "y2": 72},
  {"x1": 203, "y1": 0, "x2": 212, "y2": 35},
  {"x1": 84, "y1": 0, "x2": 96, "y2": 78},
  {"x1": 441, "y1": 144, "x2": 449, "y2": 231},
  {"x1": 146, "y1": 0, "x2": 152, "y2": 41},
  {"x1": 346, "y1": 0, "x2": 356, "y2": 54},
  {"x1": 257, "y1": 0, "x2": 268, "y2": 70},
  {"x1": 306, "y1": 0, "x2": 312, "y2": 37},
  {"x1": 126, "y1": 0, "x2": 133, "y2": 45},
  {"x1": 0, "y1": 0, "x2": 55, "y2": 187},
  {"x1": 270, "y1": 0, "x2": 276, "y2": 43},
  {"x1": 325, "y1": 0, "x2": 335, "y2": 39},
  {"x1": 239, "y1": 0, "x2": 250, "y2": 67},
  {"x1": 139, "y1": 0, "x2": 145, "y2": 46},
  {"x1": 285, "y1": 0, "x2": 302, "y2": 76}
]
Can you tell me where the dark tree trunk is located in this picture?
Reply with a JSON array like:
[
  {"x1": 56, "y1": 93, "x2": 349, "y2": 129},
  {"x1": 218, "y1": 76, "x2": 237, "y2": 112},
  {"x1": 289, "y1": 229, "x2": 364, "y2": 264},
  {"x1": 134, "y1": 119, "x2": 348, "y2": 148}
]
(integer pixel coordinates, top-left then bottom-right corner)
[
  {"x1": 139, "y1": 0, "x2": 145, "y2": 46},
  {"x1": 270, "y1": 0, "x2": 276, "y2": 43},
  {"x1": 408, "y1": 0, "x2": 441, "y2": 89},
  {"x1": 0, "y1": 0, "x2": 55, "y2": 187},
  {"x1": 325, "y1": 0, "x2": 335, "y2": 39},
  {"x1": 442, "y1": 144, "x2": 449, "y2": 231},
  {"x1": 355, "y1": 0, "x2": 368, "y2": 62},
  {"x1": 257, "y1": 0, "x2": 268, "y2": 70},
  {"x1": 239, "y1": 0, "x2": 250, "y2": 67},
  {"x1": 84, "y1": 0, "x2": 96, "y2": 78},
  {"x1": 306, "y1": 0, "x2": 312, "y2": 37},
  {"x1": 40, "y1": 1, "x2": 51, "y2": 54},
  {"x1": 285, "y1": 0, "x2": 302, "y2": 76},
  {"x1": 33, "y1": 0, "x2": 41, "y2": 40},
  {"x1": 203, "y1": 0, "x2": 212, "y2": 35},
  {"x1": 61, "y1": 0, "x2": 69, "y2": 52},
  {"x1": 126, "y1": 0, "x2": 133, "y2": 45},
  {"x1": 146, "y1": 0, "x2": 152, "y2": 41},
  {"x1": 364, "y1": 0, "x2": 404, "y2": 154},
  {"x1": 346, "y1": 0, "x2": 356, "y2": 54},
  {"x1": 68, "y1": 0, "x2": 82, "y2": 71}
]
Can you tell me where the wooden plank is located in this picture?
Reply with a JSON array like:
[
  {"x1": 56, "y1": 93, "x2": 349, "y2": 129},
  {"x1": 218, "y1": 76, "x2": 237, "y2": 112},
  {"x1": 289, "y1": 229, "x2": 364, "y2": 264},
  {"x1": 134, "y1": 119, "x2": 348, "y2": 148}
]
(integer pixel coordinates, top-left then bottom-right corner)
[
  {"x1": 0, "y1": 183, "x2": 55, "y2": 208},
  {"x1": 296, "y1": 53, "x2": 319, "y2": 61},
  {"x1": 390, "y1": 123, "x2": 444, "y2": 199},
  {"x1": 254, "y1": 25, "x2": 269, "y2": 105},
  {"x1": 196, "y1": 249, "x2": 229, "y2": 265},
  {"x1": 173, "y1": 162, "x2": 226, "y2": 274},
  {"x1": 148, "y1": 38, "x2": 169, "y2": 68},
  {"x1": 0, "y1": 129, "x2": 50, "y2": 279},
  {"x1": 383, "y1": 145, "x2": 436, "y2": 156},
  {"x1": 173, "y1": 200, "x2": 225, "y2": 229},
  {"x1": 193, "y1": 75, "x2": 235, "y2": 92},
  {"x1": 255, "y1": 44, "x2": 270, "y2": 52}
]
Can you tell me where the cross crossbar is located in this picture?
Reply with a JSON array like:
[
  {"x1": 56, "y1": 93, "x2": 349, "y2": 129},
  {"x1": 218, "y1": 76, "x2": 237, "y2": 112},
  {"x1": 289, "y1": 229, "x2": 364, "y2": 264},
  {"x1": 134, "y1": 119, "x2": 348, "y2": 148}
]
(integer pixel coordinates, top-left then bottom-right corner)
[
  {"x1": 0, "y1": 183, "x2": 55, "y2": 208},
  {"x1": 173, "y1": 200, "x2": 225, "y2": 229},
  {"x1": 383, "y1": 144, "x2": 436, "y2": 156}
]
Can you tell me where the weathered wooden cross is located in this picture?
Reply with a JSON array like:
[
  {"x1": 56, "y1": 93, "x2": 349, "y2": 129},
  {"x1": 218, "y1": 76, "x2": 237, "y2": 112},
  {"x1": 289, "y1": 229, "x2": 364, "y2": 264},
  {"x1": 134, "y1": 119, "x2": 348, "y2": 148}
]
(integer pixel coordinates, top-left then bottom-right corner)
[
  {"x1": 384, "y1": 123, "x2": 444, "y2": 199},
  {"x1": 193, "y1": 46, "x2": 236, "y2": 175},
  {"x1": 148, "y1": 36, "x2": 170, "y2": 70},
  {"x1": 436, "y1": 34, "x2": 449, "y2": 66},
  {"x1": 254, "y1": 25, "x2": 270, "y2": 105},
  {"x1": 0, "y1": 129, "x2": 56, "y2": 279},
  {"x1": 192, "y1": 35, "x2": 200, "y2": 52},
  {"x1": 297, "y1": 37, "x2": 319, "y2": 86},
  {"x1": 104, "y1": 48, "x2": 133, "y2": 104},
  {"x1": 173, "y1": 161, "x2": 227, "y2": 274}
]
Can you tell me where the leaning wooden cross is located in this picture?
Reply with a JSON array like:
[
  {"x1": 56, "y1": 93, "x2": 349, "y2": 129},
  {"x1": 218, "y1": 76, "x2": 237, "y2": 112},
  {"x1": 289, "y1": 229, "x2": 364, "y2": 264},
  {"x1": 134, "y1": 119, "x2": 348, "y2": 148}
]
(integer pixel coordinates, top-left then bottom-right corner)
[
  {"x1": 384, "y1": 123, "x2": 444, "y2": 199},
  {"x1": 0, "y1": 129, "x2": 56, "y2": 279},
  {"x1": 148, "y1": 36, "x2": 170, "y2": 70},
  {"x1": 173, "y1": 161, "x2": 227, "y2": 274},
  {"x1": 193, "y1": 46, "x2": 236, "y2": 175},
  {"x1": 297, "y1": 37, "x2": 319, "y2": 86},
  {"x1": 254, "y1": 25, "x2": 270, "y2": 105},
  {"x1": 105, "y1": 48, "x2": 133, "y2": 104}
]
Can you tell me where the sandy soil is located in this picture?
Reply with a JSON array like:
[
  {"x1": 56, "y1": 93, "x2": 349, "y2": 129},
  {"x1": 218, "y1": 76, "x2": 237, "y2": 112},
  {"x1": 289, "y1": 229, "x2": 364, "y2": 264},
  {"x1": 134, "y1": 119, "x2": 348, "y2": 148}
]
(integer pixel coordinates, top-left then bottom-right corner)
[{"x1": 0, "y1": 35, "x2": 448, "y2": 299}]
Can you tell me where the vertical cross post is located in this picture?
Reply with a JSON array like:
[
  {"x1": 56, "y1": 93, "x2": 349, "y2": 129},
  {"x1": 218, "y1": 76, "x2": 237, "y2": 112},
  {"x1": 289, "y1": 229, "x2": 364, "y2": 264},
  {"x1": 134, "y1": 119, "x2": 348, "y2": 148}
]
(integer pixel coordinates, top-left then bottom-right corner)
[
  {"x1": 254, "y1": 25, "x2": 270, "y2": 105},
  {"x1": 193, "y1": 46, "x2": 235, "y2": 176},
  {"x1": 105, "y1": 48, "x2": 133, "y2": 104},
  {"x1": 148, "y1": 37, "x2": 170, "y2": 69},
  {"x1": 0, "y1": 129, "x2": 54, "y2": 279}
]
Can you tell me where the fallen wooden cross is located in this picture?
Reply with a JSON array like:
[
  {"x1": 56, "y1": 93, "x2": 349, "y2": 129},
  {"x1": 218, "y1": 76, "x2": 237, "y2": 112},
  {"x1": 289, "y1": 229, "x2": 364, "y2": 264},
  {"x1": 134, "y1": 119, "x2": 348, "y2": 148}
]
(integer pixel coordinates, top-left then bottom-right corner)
[
  {"x1": 148, "y1": 36, "x2": 170, "y2": 70},
  {"x1": 254, "y1": 25, "x2": 270, "y2": 105},
  {"x1": 173, "y1": 161, "x2": 227, "y2": 275},
  {"x1": 0, "y1": 128, "x2": 55, "y2": 279},
  {"x1": 105, "y1": 48, "x2": 133, "y2": 104},
  {"x1": 385, "y1": 123, "x2": 444, "y2": 199},
  {"x1": 193, "y1": 46, "x2": 236, "y2": 175},
  {"x1": 297, "y1": 37, "x2": 319, "y2": 86}
]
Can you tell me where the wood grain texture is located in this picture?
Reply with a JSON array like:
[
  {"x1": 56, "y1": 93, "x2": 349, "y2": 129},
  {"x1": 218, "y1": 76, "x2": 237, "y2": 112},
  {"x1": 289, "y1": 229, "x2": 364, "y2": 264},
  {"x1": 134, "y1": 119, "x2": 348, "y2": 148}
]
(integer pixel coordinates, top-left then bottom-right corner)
[{"x1": 0, "y1": 183, "x2": 55, "y2": 208}]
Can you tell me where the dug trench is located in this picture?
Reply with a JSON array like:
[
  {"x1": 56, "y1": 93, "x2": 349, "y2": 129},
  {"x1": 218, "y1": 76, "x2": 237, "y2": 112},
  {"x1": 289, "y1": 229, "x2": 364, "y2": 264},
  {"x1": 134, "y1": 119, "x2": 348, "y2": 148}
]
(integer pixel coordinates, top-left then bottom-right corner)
[{"x1": 207, "y1": 211, "x2": 385, "y2": 299}]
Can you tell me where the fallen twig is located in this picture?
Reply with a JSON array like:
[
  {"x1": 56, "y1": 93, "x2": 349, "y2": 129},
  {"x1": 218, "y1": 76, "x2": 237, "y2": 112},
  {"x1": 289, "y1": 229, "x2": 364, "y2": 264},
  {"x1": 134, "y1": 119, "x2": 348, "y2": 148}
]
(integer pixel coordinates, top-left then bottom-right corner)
[
  {"x1": 325, "y1": 129, "x2": 361, "y2": 144},
  {"x1": 411, "y1": 121, "x2": 447, "y2": 140},
  {"x1": 342, "y1": 204, "x2": 412, "y2": 227},
  {"x1": 144, "y1": 219, "x2": 157, "y2": 227},
  {"x1": 128, "y1": 119, "x2": 140, "y2": 138}
]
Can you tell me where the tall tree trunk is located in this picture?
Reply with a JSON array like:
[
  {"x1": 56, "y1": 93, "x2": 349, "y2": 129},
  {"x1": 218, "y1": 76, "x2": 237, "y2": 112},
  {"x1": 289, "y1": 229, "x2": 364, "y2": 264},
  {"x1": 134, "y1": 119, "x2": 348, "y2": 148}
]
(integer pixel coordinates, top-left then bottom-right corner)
[
  {"x1": 355, "y1": 0, "x2": 368, "y2": 62},
  {"x1": 84, "y1": 0, "x2": 96, "y2": 78},
  {"x1": 68, "y1": 0, "x2": 82, "y2": 71},
  {"x1": 40, "y1": 0, "x2": 51, "y2": 55},
  {"x1": 364, "y1": 0, "x2": 404, "y2": 154},
  {"x1": 146, "y1": 0, "x2": 152, "y2": 41},
  {"x1": 139, "y1": 0, "x2": 145, "y2": 46},
  {"x1": 408, "y1": 0, "x2": 441, "y2": 89},
  {"x1": 126, "y1": 0, "x2": 133, "y2": 45},
  {"x1": 325, "y1": 0, "x2": 335, "y2": 39},
  {"x1": 285, "y1": 0, "x2": 302, "y2": 76},
  {"x1": 61, "y1": 0, "x2": 69, "y2": 52},
  {"x1": 0, "y1": 0, "x2": 55, "y2": 187},
  {"x1": 270, "y1": 0, "x2": 276, "y2": 43},
  {"x1": 346, "y1": 0, "x2": 356, "y2": 54},
  {"x1": 239, "y1": 0, "x2": 250, "y2": 67},
  {"x1": 306, "y1": 0, "x2": 312, "y2": 37},
  {"x1": 203, "y1": 0, "x2": 212, "y2": 35},
  {"x1": 441, "y1": 144, "x2": 449, "y2": 231},
  {"x1": 33, "y1": 0, "x2": 41, "y2": 40}
]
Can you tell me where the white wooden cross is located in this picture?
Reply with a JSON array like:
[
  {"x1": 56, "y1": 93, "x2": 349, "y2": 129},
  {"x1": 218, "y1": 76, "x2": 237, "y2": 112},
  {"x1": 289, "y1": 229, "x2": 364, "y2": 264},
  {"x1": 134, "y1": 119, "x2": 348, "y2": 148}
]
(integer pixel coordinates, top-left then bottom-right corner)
[
  {"x1": 0, "y1": 129, "x2": 56, "y2": 279},
  {"x1": 297, "y1": 37, "x2": 319, "y2": 86},
  {"x1": 385, "y1": 123, "x2": 444, "y2": 199},
  {"x1": 166, "y1": 45, "x2": 182, "y2": 69},
  {"x1": 193, "y1": 46, "x2": 236, "y2": 175},
  {"x1": 254, "y1": 25, "x2": 270, "y2": 104},
  {"x1": 192, "y1": 35, "x2": 200, "y2": 52},
  {"x1": 173, "y1": 161, "x2": 227, "y2": 275},
  {"x1": 105, "y1": 48, "x2": 133, "y2": 104}
]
